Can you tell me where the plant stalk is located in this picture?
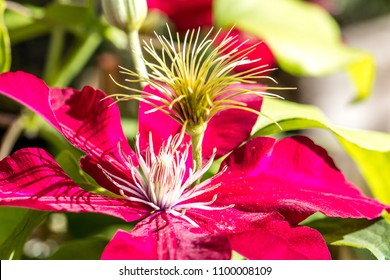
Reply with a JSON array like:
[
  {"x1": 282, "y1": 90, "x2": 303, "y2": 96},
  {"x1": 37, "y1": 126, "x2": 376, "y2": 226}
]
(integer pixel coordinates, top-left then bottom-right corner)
[{"x1": 128, "y1": 30, "x2": 148, "y2": 88}]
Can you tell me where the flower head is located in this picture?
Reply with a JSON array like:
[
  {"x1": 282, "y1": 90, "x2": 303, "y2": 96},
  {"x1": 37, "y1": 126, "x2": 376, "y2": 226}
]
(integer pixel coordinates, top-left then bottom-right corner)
[
  {"x1": 101, "y1": 132, "x2": 232, "y2": 226},
  {"x1": 112, "y1": 27, "x2": 280, "y2": 133},
  {"x1": 0, "y1": 71, "x2": 388, "y2": 260}
]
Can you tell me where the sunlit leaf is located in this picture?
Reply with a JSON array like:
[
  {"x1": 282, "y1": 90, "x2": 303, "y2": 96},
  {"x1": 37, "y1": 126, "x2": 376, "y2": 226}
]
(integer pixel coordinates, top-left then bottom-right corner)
[
  {"x1": 214, "y1": 0, "x2": 375, "y2": 100},
  {"x1": 0, "y1": 0, "x2": 11, "y2": 72},
  {"x1": 252, "y1": 98, "x2": 390, "y2": 204}
]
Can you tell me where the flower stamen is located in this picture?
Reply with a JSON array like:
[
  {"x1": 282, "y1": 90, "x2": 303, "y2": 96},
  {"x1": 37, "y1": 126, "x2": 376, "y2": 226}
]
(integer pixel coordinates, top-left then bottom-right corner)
[
  {"x1": 98, "y1": 133, "x2": 233, "y2": 227},
  {"x1": 109, "y1": 26, "x2": 287, "y2": 130}
]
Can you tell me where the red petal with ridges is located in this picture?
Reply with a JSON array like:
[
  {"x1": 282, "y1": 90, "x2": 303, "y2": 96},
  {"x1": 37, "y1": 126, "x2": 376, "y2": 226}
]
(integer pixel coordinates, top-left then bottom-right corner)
[
  {"x1": 188, "y1": 208, "x2": 329, "y2": 259},
  {"x1": 0, "y1": 148, "x2": 150, "y2": 222},
  {"x1": 200, "y1": 136, "x2": 387, "y2": 223},
  {"x1": 139, "y1": 85, "x2": 262, "y2": 161},
  {"x1": 0, "y1": 71, "x2": 59, "y2": 129},
  {"x1": 79, "y1": 155, "x2": 134, "y2": 196},
  {"x1": 229, "y1": 221, "x2": 331, "y2": 260},
  {"x1": 203, "y1": 90, "x2": 263, "y2": 160},
  {"x1": 50, "y1": 86, "x2": 134, "y2": 163},
  {"x1": 102, "y1": 213, "x2": 231, "y2": 260}
]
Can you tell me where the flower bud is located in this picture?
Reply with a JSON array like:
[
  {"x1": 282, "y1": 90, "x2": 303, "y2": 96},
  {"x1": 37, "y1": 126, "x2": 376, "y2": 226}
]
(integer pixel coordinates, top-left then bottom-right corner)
[{"x1": 102, "y1": 0, "x2": 147, "y2": 32}]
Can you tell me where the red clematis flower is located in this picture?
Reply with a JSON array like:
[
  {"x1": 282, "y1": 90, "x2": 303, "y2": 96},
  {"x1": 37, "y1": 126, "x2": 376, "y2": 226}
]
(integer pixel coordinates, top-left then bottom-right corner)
[{"x1": 0, "y1": 71, "x2": 387, "y2": 259}]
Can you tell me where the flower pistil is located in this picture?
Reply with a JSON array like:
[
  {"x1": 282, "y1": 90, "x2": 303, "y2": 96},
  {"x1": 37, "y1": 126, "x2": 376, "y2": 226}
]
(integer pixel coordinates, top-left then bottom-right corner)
[{"x1": 98, "y1": 133, "x2": 232, "y2": 226}]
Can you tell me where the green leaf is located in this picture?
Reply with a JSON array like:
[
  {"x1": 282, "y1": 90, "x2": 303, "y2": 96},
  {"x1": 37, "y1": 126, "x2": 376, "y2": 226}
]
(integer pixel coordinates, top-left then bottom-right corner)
[
  {"x1": 0, "y1": 208, "x2": 47, "y2": 259},
  {"x1": 303, "y1": 215, "x2": 378, "y2": 244},
  {"x1": 0, "y1": 207, "x2": 28, "y2": 246},
  {"x1": 0, "y1": 0, "x2": 11, "y2": 72},
  {"x1": 304, "y1": 216, "x2": 390, "y2": 259},
  {"x1": 66, "y1": 213, "x2": 127, "y2": 239},
  {"x1": 47, "y1": 237, "x2": 108, "y2": 260},
  {"x1": 252, "y1": 98, "x2": 390, "y2": 204},
  {"x1": 331, "y1": 219, "x2": 390, "y2": 260},
  {"x1": 214, "y1": 0, "x2": 375, "y2": 100}
]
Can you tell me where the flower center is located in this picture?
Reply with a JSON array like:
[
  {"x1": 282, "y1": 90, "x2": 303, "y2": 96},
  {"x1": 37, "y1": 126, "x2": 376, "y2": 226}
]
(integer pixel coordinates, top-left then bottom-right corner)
[{"x1": 98, "y1": 133, "x2": 232, "y2": 227}]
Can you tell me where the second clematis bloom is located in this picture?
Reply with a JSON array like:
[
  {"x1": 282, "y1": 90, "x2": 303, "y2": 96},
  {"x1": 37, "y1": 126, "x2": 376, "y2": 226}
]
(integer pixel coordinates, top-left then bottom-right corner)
[{"x1": 0, "y1": 71, "x2": 388, "y2": 259}]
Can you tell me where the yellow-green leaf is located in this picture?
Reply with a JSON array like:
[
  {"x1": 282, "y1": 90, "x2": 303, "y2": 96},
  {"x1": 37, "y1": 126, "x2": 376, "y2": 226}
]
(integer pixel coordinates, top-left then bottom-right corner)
[
  {"x1": 252, "y1": 98, "x2": 390, "y2": 204},
  {"x1": 0, "y1": 0, "x2": 11, "y2": 72},
  {"x1": 214, "y1": 0, "x2": 375, "y2": 100}
]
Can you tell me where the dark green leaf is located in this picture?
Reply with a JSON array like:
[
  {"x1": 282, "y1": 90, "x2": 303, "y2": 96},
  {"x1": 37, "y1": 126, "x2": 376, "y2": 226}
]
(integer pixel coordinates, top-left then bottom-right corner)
[
  {"x1": 332, "y1": 219, "x2": 390, "y2": 260},
  {"x1": 0, "y1": 208, "x2": 47, "y2": 259},
  {"x1": 47, "y1": 237, "x2": 108, "y2": 260},
  {"x1": 303, "y1": 216, "x2": 378, "y2": 244}
]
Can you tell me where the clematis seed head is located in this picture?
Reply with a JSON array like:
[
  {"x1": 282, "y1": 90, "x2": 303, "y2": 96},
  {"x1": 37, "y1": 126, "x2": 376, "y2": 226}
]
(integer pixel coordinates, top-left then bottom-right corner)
[{"x1": 109, "y1": 26, "x2": 284, "y2": 133}]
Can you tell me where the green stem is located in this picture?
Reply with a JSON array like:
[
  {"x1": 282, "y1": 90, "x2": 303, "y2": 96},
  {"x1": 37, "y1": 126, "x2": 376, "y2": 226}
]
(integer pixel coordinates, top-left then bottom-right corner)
[
  {"x1": 49, "y1": 32, "x2": 102, "y2": 87},
  {"x1": 43, "y1": 26, "x2": 65, "y2": 83},
  {"x1": 187, "y1": 123, "x2": 207, "y2": 181},
  {"x1": 191, "y1": 132, "x2": 204, "y2": 174},
  {"x1": 128, "y1": 30, "x2": 148, "y2": 88},
  {"x1": 0, "y1": 115, "x2": 25, "y2": 160}
]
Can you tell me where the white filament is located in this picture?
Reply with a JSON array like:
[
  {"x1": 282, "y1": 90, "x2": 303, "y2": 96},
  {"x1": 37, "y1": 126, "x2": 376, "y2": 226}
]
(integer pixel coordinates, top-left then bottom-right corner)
[{"x1": 98, "y1": 133, "x2": 233, "y2": 227}]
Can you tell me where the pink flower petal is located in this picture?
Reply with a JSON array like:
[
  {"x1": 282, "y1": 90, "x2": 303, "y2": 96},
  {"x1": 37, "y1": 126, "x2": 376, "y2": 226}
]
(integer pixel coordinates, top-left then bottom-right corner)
[
  {"x1": 203, "y1": 89, "x2": 263, "y2": 159},
  {"x1": 0, "y1": 71, "x2": 134, "y2": 170},
  {"x1": 79, "y1": 155, "x2": 134, "y2": 196},
  {"x1": 50, "y1": 86, "x2": 135, "y2": 163},
  {"x1": 0, "y1": 148, "x2": 149, "y2": 222},
  {"x1": 0, "y1": 71, "x2": 59, "y2": 129},
  {"x1": 138, "y1": 85, "x2": 187, "y2": 155},
  {"x1": 189, "y1": 209, "x2": 330, "y2": 259},
  {"x1": 215, "y1": 29, "x2": 276, "y2": 72},
  {"x1": 229, "y1": 220, "x2": 331, "y2": 260},
  {"x1": 203, "y1": 136, "x2": 387, "y2": 223},
  {"x1": 187, "y1": 208, "x2": 282, "y2": 233},
  {"x1": 101, "y1": 213, "x2": 231, "y2": 260},
  {"x1": 139, "y1": 85, "x2": 262, "y2": 160}
]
